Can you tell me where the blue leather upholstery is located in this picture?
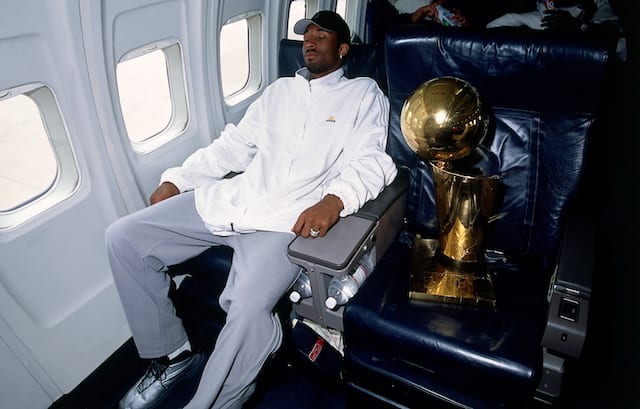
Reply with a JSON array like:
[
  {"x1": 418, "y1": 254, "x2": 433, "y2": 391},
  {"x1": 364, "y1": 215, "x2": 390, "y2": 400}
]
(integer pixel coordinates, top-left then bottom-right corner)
[
  {"x1": 385, "y1": 25, "x2": 611, "y2": 258},
  {"x1": 170, "y1": 246, "x2": 233, "y2": 351},
  {"x1": 278, "y1": 38, "x2": 387, "y2": 93},
  {"x1": 342, "y1": 25, "x2": 614, "y2": 407}
]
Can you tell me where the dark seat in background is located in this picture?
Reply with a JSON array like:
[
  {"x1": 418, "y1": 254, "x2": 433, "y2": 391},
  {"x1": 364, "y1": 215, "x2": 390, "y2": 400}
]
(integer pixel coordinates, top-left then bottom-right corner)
[
  {"x1": 342, "y1": 25, "x2": 614, "y2": 408},
  {"x1": 278, "y1": 38, "x2": 386, "y2": 92}
]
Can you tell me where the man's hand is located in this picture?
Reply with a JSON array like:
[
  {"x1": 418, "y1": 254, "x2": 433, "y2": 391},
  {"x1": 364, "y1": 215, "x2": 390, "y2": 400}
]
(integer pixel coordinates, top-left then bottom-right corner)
[
  {"x1": 149, "y1": 182, "x2": 180, "y2": 205},
  {"x1": 541, "y1": 9, "x2": 582, "y2": 31},
  {"x1": 410, "y1": 5, "x2": 437, "y2": 23},
  {"x1": 292, "y1": 194, "x2": 344, "y2": 238},
  {"x1": 451, "y1": 8, "x2": 469, "y2": 27}
]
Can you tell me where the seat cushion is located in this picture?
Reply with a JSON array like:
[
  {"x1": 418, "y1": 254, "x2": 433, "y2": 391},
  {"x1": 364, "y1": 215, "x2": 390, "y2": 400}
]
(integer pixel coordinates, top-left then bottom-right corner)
[
  {"x1": 343, "y1": 238, "x2": 550, "y2": 406},
  {"x1": 169, "y1": 246, "x2": 234, "y2": 351}
]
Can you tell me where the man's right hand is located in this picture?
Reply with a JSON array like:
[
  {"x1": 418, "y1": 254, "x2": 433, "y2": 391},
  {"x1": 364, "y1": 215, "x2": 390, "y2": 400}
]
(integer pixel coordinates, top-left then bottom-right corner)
[{"x1": 149, "y1": 182, "x2": 180, "y2": 205}]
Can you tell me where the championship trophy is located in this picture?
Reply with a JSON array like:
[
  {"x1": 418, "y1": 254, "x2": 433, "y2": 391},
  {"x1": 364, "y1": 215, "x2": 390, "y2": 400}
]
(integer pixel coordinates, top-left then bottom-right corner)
[{"x1": 400, "y1": 77, "x2": 499, "y2": 308}]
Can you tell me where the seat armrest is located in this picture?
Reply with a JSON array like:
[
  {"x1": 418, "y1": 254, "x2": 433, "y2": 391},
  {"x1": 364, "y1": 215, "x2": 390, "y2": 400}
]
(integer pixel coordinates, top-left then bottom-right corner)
[
  {"x1": 358, "y1": 168, "x2": 409, "y2": 263},
  {"x1": 287, "y1": 214, "x2": 377, "y2": 331},
  {"x1": 288, "y1": 168, "x2": 408, "y2": 270},
  {"x1": 357, "y1": 167, "x2": 409, "y2": 221},
  {"x1": 542, "y1": 204, "x2": 595, "y2": 359},
  {"x1": 286, "y1": 169, "x2": 409, "y2": 331},
  {"x1": 288, "y1": 215, "x2": 377, "y2": 271},
  {"x1": 553, "y1": 210, "x2": 595, "y2": 298}
]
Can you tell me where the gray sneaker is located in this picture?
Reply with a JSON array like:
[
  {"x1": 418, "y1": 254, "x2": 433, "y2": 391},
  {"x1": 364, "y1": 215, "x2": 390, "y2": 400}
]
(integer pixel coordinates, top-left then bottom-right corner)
[{"x1": 119, "y1": 351, "x2": 205, "y2": 409}]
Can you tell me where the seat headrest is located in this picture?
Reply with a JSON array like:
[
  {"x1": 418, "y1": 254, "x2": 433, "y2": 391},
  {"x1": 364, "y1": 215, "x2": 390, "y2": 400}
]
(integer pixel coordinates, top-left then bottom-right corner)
[
  {"x1": 385, "y1": 25, "x2": 613, "y2": 114},
  {"x1": 278, "y1": 39, "x2": 387, "y2": 93}
]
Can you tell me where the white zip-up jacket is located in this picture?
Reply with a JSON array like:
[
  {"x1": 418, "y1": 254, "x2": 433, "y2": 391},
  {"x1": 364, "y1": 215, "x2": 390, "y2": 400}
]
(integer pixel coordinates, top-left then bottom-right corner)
[{"x1": 160, "y1": 67, "x2": 397, "y2": 235}]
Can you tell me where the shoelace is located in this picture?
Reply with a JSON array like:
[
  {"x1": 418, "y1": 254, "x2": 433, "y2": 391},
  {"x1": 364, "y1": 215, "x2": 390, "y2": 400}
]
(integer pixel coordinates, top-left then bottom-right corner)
[{"x1": 136, "y1": 359, "x2": 169, "y2": 392}]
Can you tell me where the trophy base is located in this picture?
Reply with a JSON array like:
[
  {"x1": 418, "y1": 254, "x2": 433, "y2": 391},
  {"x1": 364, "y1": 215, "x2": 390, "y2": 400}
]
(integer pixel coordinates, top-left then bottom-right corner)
[{"x1": 409, "y1": 237, "x2": 496, "y2": 309}]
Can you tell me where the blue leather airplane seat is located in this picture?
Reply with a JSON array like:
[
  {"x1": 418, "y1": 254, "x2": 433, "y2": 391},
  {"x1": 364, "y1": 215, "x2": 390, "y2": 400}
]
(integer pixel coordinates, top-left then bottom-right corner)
[
  {"x1": 169, "y1": 246, "x2": 234, "y2": 352},
  {"x1": 342, "y1": 25, "x2": 615, "y2": 408},
  {"x1": 278, "y1": 38, "x2": 387, "y2": 93}
]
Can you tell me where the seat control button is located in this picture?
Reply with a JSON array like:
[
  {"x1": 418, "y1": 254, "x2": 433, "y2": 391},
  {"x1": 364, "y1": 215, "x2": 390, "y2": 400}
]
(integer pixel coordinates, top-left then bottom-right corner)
[{"x1": 559, "y1": 297, "x2": 579, "y2": 322}]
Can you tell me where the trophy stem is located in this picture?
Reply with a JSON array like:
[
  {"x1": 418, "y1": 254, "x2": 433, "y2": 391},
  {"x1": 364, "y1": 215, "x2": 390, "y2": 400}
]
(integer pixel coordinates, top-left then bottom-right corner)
[{"x1": 409, "y1": 165, "x2": 499, "y2": 308}]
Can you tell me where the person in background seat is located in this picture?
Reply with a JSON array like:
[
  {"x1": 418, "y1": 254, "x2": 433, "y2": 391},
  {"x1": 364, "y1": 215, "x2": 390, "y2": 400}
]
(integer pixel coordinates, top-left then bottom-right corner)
[
  {"x1": 487, "y1": 0, "x2": 627, "y2": 60},
  {"x1": 367, "y1": 0, "x2": 508, "y2": 44},
  {"x1": 106, "y1": 10, "x2": 397, "y2": 409}
]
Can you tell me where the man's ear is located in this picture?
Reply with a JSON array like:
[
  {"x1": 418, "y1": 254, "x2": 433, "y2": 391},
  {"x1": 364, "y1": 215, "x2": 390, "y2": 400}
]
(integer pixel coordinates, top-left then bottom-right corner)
[{"x1": 339, "y1": 43, "x2": 350, "y2": 58}]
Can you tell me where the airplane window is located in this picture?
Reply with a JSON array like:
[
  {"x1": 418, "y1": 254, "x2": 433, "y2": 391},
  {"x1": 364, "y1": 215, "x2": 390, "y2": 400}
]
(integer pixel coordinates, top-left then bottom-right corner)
[
  {"x1": 336, "y1": 0, "x2": 347, "y2": 19},
  {"x1": 220, "y1": 19, "x2": 250, "y2": 97},
  {"x1": 116, "y1": 42, "x2": 188, "y2": 154},
  {"x1": 117, "y1": 49, "x2": 172, "y2": 144},
  {"x1": 287, "y1": 0, "x2": 306, "y2": 40},
  {"x1": 287, "y1": 1, "x2": 349, "y2": 40},
  {"x1": 0, "y1": 84, "x2": 79, "y2": 229},
  {"x1": 220, "y1": 13, "x2": 262, "y2": 105},
  {"x1": 0, "y1": 93, "x2": 57, "y2": 212}
]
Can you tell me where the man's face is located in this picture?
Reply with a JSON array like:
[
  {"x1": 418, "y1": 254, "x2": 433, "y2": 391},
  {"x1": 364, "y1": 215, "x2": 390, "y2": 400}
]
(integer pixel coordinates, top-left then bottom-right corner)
[{"x1": 303, "y1": 24, "x2": 343, "y2": 79}]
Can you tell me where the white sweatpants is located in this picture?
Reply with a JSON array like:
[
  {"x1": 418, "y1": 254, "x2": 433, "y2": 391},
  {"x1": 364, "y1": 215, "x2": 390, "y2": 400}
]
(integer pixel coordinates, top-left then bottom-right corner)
[{"x1": 105, "y1": 191, "x2": 300, "y2": 409}]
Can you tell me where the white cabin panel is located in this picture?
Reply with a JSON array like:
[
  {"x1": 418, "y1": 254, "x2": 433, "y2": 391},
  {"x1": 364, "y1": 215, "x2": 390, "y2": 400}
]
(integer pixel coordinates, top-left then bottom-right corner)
[
  {"x1": 0, "y1": 0, "x2": 131, "y2": 405},
  {"x1": 81, "y1": 0, "x2": 227, "y2": 209},
  {"x1": 0, "y1": 334, "x2": 51, "y2": 409},
  {"x1": 0, "y1": 0, "x2": 349, "y2": 407}
]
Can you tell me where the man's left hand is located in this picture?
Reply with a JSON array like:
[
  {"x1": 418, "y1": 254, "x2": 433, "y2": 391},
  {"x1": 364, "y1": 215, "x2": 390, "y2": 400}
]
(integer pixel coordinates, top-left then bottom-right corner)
[{"x1": 292, "y1": 194, "x2": 344, "y2": 238}]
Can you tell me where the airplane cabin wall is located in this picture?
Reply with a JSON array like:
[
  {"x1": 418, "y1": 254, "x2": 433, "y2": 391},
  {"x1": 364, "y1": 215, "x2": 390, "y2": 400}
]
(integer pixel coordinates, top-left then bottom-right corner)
[
  {"x1": 0, "y1": 0, "x2": 280, "y2": 407},
  {"x1": 0, "y1": 1, "x2": 132, "y2": 407}
]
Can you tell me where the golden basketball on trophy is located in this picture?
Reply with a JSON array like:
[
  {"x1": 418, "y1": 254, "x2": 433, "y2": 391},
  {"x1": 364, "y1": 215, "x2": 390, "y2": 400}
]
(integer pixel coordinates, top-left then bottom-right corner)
[
  {"x1": 401, "y1": 77, "x2": 500, "y2": 308},
  {"x1": 400, "y1": 76, "x2": 489, "y2": 163}
]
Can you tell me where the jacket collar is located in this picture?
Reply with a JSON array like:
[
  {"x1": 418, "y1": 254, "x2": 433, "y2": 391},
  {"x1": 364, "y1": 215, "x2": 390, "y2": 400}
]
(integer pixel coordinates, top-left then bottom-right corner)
[{"x1": 295, "y1": 67, "x2": 345, "y2": 87}]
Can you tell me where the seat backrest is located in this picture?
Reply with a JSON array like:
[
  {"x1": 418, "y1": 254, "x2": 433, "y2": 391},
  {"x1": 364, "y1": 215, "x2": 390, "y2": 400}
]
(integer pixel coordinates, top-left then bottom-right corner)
[
  {"x1": 385, "y1": 25, "x2": 613, "y2": 262},
  {"x1": 278, "y1": 38, "x2": 387, "y2": 93}
]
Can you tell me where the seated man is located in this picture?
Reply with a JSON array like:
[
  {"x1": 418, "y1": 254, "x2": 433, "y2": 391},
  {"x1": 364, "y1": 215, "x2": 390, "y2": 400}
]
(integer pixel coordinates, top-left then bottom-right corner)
[
  {"x1": 105, "y1": 10, "x2": 397, "y2": 409},
  {"x1": 368, "y1": 0, "x2": 504, "y2": 44},
  {"x1": 393, "y1": 0, "x2": 469, "y2": 26}
]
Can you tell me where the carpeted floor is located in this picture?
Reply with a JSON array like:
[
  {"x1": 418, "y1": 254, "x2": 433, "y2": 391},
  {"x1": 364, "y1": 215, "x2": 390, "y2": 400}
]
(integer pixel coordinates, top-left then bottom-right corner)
[{"x1": 49, "y1": 336, "x2": 347, "y2": 409}]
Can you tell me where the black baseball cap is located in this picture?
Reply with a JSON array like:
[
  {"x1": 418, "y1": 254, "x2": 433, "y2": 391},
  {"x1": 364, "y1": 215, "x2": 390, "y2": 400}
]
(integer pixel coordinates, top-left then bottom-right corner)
[{"x1": 293, "y1": 10, "x2": 351, "y2": 45}]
